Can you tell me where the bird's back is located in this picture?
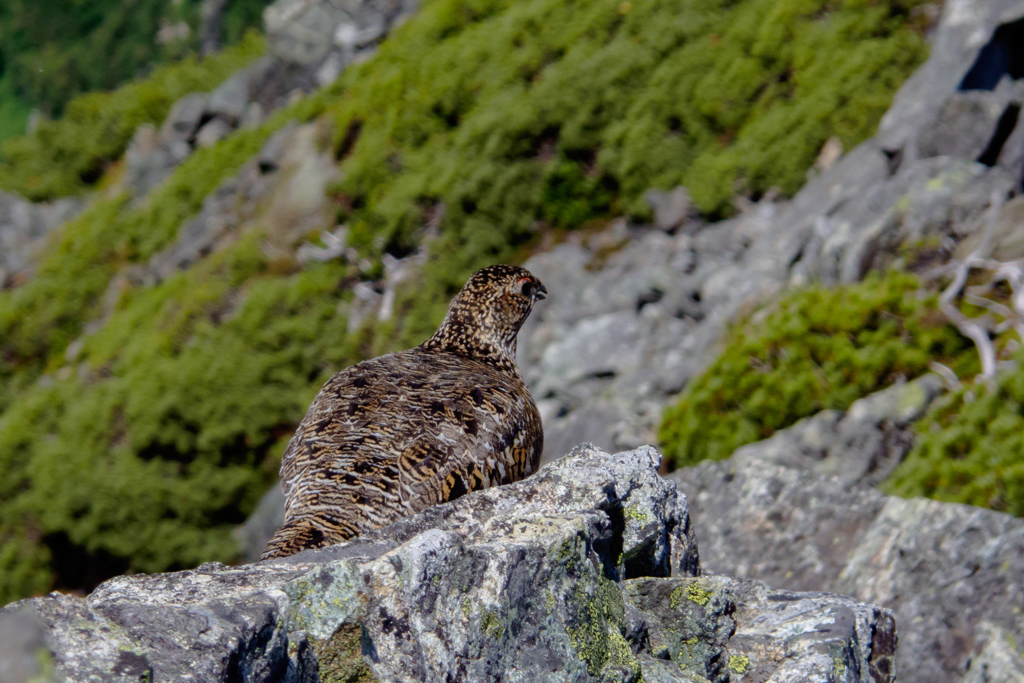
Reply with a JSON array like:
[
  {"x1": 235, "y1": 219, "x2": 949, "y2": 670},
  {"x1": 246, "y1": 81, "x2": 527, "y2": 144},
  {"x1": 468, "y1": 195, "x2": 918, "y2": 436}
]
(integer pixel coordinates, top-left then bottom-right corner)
[{"x1": 261, "y1": 346, "x2": 542, "y2": 559}]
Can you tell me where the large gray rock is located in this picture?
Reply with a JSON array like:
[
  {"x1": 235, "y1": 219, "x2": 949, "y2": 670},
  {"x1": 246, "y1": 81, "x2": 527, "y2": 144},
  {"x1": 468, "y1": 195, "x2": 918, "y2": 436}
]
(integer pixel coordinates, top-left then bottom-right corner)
[
  {"x1": 133, "y1": 122, "x2": 338, "y2": 285},
  {"x1": 669, "y1": 380, "x2": 1024, "y2": 683},
  {"x1": 876, "y1": 0, "x2": 1024, "y2": 175},
  {"x1": 1, "y1": 446, "x2": 898, "y2": 683}
]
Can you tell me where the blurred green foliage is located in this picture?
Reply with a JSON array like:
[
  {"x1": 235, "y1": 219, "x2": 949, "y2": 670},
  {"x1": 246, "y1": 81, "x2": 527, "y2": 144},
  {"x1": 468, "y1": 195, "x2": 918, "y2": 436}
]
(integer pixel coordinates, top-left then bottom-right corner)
[
  {"x1": 0, "y1": 32, "x2": 265, "y2": 201},
  {"x1": 658, "y1": 273, "x2": 979, "y2": 467},
  {"x1": 0, "y1": 88, "x2": 334, "y2": 604},
  {"x1": 0, "y1": 0, "x2": 272, "y2": 136},
  {"x1": 0, "y1": 0, "x2": 933, "y2": 604},
  {"x1": 0, "y1": 73, "x2": 32, "y2": 143},
  {"x1": 886, "y1": 365, "x2": 1024, "y2": 516}
]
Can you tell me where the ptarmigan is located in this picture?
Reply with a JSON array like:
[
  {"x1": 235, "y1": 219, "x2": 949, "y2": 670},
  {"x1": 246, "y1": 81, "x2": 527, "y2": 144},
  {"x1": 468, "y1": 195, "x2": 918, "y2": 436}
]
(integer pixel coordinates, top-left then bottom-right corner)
[{"x1": 261, "y1": 264, "x2": 546, "y2": 560}]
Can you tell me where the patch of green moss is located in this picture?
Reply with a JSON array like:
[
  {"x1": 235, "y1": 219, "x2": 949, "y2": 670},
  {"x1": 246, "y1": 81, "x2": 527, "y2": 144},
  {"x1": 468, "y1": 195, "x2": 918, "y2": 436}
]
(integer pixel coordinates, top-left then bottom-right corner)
[
  {"x1": 623, "y1": 503, "x2": 650, "y2": 525},
  {"x1": 566, "y1": 580, "x2": 610, "y2": 676},
  {"x1": 598, "y1": 576, "x2": 625, "y2": 626},
  {"x1": 659, "y1": 272, "x2": 978, "y2": 467},
  {"x1": 0, "y1": 32, "x2": 266, "y2": 200},
  {"x1": 315, "y1": 624, "x2": 377, "y2": 683},
  {"x1": 885, "y1": 357, "x2": 1024, "y2": 517}
]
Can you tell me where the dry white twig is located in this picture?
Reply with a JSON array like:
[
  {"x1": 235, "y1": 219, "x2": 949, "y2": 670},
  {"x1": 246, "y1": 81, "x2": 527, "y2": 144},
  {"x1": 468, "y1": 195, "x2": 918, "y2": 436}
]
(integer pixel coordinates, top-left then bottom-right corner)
[
  {"x1": 937, "y1": 190, "x2": 1005, "y2": 380},
  {"x1": 929, "y1": 361, "x2": 962, "y2": 392},
  {"x1": 296, "y1": 225, "x2": 352, "y2": 264}
]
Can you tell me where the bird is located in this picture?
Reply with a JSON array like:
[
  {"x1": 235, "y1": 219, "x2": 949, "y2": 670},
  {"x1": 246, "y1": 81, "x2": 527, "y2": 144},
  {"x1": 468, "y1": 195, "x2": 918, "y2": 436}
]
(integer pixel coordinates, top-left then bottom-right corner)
[{"x1": 261, "y1": 264, "x2": 547, "y2": 560}]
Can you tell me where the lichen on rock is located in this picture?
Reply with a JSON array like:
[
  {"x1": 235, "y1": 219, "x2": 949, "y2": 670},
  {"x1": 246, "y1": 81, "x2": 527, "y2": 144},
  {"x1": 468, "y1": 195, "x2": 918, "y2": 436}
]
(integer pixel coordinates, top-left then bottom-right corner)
[{"x1": 1, "y1": 445, "x2": 897, "y2": 682}]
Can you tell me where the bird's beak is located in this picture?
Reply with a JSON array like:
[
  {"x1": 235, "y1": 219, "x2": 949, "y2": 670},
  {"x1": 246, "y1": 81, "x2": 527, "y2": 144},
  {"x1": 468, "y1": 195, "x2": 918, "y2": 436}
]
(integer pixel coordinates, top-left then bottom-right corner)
[{"x1": 534, "y1": 284, "x2": 547, "y2": 301}]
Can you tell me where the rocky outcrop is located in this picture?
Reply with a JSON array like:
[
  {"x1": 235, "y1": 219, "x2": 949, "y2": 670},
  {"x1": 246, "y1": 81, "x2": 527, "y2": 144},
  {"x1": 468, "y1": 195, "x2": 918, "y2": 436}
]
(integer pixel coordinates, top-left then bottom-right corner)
[
  {"x1": 2, "y1": 445, "x2": 900, "y2": 682},
  {"x1": 125, "y1": 0, "x2": 420, "y2": 201},
  {"x1": 668, "y1": 379, "x2": 1024, "y2": 683},
  {"x1": 0, "y1": 191, "x2": 83, "y2": 289},
  {"x1": 123, "y1": 59, "x2": 293, "y2": 197},
  {"x1": 124, "y1": 121, "x2": 339, "y2": 288},
  {"x1": 265, "y1": 0, "x2": 418, "y2": 87},
  {"x1": 518, "y1": 0, "x2": 1024, "y2": 463}
]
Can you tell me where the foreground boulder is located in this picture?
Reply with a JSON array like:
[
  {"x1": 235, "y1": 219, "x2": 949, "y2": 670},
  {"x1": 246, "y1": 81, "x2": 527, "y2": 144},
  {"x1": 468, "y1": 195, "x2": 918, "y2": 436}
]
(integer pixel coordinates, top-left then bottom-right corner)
[{"x1": 3, "y1": 445, "x2": 896, "y2": 682}]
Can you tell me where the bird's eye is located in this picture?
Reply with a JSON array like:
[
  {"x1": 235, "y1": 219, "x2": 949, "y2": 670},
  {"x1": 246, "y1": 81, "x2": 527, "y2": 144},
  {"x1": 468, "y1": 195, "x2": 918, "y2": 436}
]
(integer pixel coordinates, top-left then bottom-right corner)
[{"x1": 518, "y1": 278, "x2": 536, "y2": 298}]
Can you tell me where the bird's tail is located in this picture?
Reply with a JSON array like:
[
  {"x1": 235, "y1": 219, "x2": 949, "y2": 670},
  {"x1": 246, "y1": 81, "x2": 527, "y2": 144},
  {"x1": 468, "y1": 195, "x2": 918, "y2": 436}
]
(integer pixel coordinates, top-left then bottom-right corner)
[{"x1": 260, "y1": 516, "x2": 349, "y2": 561}]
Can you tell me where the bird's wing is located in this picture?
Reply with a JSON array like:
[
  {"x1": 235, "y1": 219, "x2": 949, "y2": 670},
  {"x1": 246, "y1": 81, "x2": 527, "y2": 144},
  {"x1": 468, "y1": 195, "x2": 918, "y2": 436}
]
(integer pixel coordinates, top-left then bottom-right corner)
[
  {"x1": 277, "y1": 351, "x2": 542, "y2": 529},
  {"x1": 392, "y1": 357, "x2": 543, "y2": 511}
]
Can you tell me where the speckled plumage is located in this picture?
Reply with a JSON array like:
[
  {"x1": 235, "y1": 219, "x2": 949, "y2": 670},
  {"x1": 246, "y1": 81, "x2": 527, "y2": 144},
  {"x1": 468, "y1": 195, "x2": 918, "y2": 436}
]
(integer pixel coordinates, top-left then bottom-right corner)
[{"x1": 261, "y1": 264, "x2": 546, "y2": 560}]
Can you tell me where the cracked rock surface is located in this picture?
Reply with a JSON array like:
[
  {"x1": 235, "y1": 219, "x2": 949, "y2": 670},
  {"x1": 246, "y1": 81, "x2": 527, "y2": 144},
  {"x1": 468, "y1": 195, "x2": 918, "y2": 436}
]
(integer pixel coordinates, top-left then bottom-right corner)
[{"x1": 3, "y1": 445, "x2": 897, "y2": 683}]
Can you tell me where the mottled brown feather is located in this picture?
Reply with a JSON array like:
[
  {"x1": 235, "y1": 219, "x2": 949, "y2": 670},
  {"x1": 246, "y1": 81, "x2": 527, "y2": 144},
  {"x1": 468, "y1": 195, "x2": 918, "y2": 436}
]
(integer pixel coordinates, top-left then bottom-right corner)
[{"x1": 261, "y1": 264, "x2": 546, "y2": 560}]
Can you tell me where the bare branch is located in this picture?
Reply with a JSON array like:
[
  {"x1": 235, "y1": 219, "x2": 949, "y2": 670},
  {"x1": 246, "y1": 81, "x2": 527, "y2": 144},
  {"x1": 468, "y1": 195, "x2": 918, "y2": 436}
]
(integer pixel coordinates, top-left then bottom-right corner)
[
  {"x1": 937, "y1": 190, "x2": 1007, "y2": 380},
  {"x1": 929, "y1": 362, "x2": 962, "y2": 392}
]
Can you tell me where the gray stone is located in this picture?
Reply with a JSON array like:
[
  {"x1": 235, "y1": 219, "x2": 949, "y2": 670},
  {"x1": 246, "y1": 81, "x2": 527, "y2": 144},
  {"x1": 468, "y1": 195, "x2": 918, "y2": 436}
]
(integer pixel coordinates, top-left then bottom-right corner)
[
  {"x1": 264, "y1": 0, "x2": 418, "y2": 68},
  {"x1": 257, "y1": 0, "x2": 421, "y2": 124},
  {"x1": 875, "y1": 0, "x2": 1024, "y2": 171},
  {"x1": 159, "y1": 93, "x2": 209, "y2": 145},
  {"x1": 0, "y1": 606, "x2": 52, "y2": 683},
  {"x1": 961, "y1": 622, "x2": 1024, "y2": 683},
  {"x1": 195, "y1": 117, "x2": 233, "y2": 148},
  {"x1": 265, "y1": 0, "x2": 349, "y2": 66},
  {"x1": 207, "y1": 68, "x2": 253, "y2": 125},
  {"x1": 644, "y1": 186, "x2": 695, "y2": 232},
  {"x1": 0, "y1": 191, "x2": 83, "y2": 289},
  {"x1": 626, "y1": 576, "x2": 897, "y2": 683},
  {"x1": 199, "y1": 0, "x2": 230, "y2": 55},
  {"x1": 124, "y1": 123, "x2": 176, "y2": 195},
  {"x1": 668, "y1": 379, "x2": 1024, "y2": 683},
  {"x1": 917, "y1": 82, "x2": 1024, "y2": 162},
  {"x1": 3, "y1": 445, "x2": 901, "y2": 683}
]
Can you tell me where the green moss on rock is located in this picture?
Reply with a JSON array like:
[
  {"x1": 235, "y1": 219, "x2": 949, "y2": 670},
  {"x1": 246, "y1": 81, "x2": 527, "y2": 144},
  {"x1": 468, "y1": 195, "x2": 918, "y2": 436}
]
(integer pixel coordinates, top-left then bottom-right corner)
[
  {"x1": 315, "y1": 624, "x2": 377, "y2": 683},
  {"x1": 886, "y1": 360, "x2": 1024, "y2": 517},
  {"x1": 659, "y1": 272, "x2": 977, "y2": 468}
]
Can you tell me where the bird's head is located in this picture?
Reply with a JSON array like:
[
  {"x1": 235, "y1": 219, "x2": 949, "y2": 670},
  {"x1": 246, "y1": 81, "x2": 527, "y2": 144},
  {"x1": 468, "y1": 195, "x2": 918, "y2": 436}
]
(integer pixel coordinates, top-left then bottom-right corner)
[{"x1": 422, "y1": 264, "x2": 547, "y2": 371}]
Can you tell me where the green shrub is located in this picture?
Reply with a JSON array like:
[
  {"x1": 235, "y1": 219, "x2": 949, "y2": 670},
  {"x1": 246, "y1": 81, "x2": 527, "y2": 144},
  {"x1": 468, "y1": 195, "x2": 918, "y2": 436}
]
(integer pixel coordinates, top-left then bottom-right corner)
[
  {"x1": 886, "y1": 366, "x2": 1024, "y2": 516},
  {"x1": 0, "y1": 73, "x2": 32, "y2": 143},
  {"x1": 658, "y1": 273, "x2": 978, "y2": 467},
  {"x1": 0, "y1": 32, "x2": 265, "y2": 200},
  {"x1": 0, "y1": 236, "x2": 361, "y2": 596},
  {"x1": 0, "y1": 71, "x2": 335, "y2": 600},
  {"x1": 0, "y1": 84, "x2": 332, "y2": 380}
]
